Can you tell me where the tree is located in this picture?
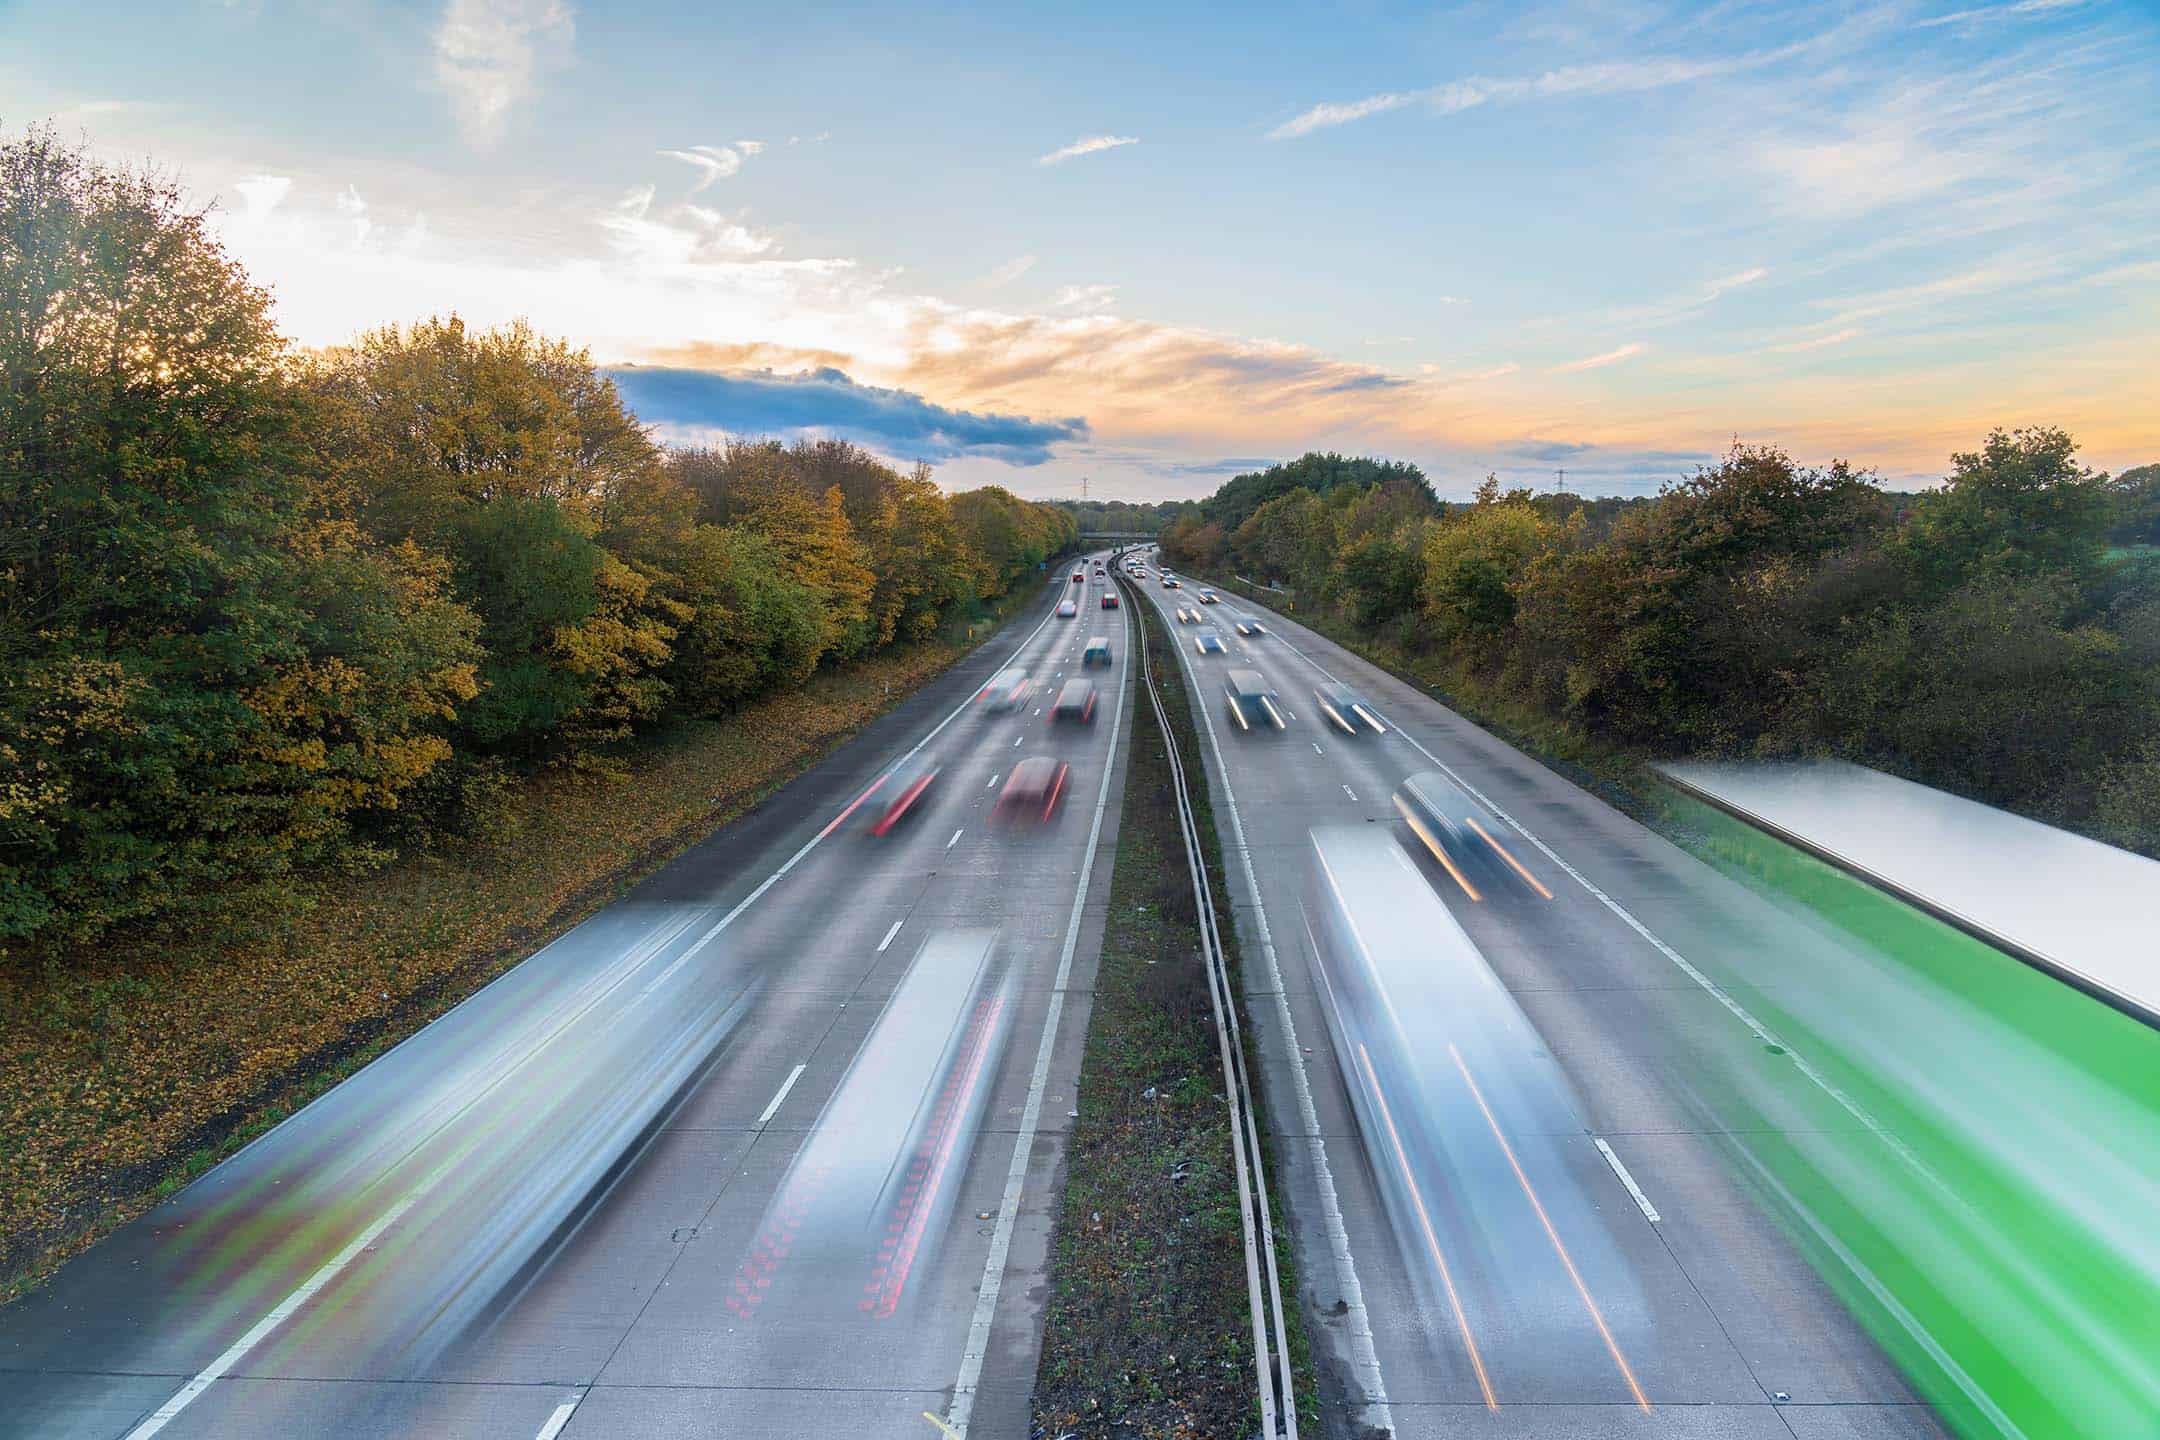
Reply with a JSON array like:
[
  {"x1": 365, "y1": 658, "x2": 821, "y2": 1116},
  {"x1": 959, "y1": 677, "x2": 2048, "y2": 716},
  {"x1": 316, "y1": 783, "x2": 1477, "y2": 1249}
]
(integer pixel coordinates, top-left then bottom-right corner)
[
  {"x1": 2110, "y1": 463, "x2": 2160, "y2": 547},
  {"x1": 1903, "y1": 427, "x2": 2117, "y2": 589},
  {"x1": 0, "y1": 129, "x2": 481, "y2": 946}
]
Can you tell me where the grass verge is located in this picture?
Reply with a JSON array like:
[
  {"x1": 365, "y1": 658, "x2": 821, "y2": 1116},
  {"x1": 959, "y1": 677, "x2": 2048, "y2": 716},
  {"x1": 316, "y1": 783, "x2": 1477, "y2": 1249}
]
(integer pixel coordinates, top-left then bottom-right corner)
[
  {"x1": 0, "y1": 589, "x2": 1036, "y2": 1303},
  {"x1": 1032, "y1": 584, "x2": 1316, "y2": 1438}
]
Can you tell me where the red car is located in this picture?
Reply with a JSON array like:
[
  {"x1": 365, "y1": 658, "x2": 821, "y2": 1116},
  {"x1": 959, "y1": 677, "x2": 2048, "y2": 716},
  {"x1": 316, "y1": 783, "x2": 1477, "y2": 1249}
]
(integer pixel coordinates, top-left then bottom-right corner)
[
  {"x1": 1100, "y1": 592, "x2": 1119, "y2": 609},
  {"x1": 993, "y1": 756, "x2": 1070, "y2": 825},
  {"x1": 867, "y1": 759, "x2": 939, "y2": 836}
]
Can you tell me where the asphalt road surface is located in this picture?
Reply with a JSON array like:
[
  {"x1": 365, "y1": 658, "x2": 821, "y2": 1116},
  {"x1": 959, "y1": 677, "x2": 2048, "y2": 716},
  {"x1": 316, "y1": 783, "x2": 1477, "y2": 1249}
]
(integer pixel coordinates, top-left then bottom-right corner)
[
  {"x1": 1133, "y1": 565, "x2": 1949, "y2": 1440},
  {"x1": 1, "y1": 556, "x2": 1136, "y2": 1440}
]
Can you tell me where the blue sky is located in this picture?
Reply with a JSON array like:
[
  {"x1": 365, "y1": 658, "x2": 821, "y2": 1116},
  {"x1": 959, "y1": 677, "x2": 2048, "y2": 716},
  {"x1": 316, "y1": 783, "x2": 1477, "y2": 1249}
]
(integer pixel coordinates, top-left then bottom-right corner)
[{"x1": 6, "y1": 0, "x2": 2155, "y2": 499}]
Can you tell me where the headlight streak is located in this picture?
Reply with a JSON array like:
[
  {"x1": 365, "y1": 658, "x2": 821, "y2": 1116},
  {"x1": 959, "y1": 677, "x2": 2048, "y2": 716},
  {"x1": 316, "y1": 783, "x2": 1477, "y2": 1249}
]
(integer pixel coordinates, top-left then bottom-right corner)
[
  {"x1": 1463, "y1": 815, "x2": 1553, "y2": 899},
  {"x1": 1447, "y1": 1042, "x2": 1650, "y2": 1412},
  {"x1": 1259, "y1": 695, "x2": 1286, "y2": 730},
  {"x1": 1393, "y1": 793, "x2": 1482, "y2": 902},
  {"x1": 1354, "y1": 1042, "x2": 1496, "y2": 1410}
]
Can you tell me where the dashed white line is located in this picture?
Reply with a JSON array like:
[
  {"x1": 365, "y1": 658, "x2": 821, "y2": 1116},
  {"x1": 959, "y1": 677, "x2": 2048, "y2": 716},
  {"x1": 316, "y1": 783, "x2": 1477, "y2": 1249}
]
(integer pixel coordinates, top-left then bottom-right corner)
[
  {"x1": 1595, "y1": 1138, "x2": 1661, "y2": 1223},
  {"x1": 986, "y1": 773, "x2": 1000, "y2": 790},
  {"x1": 756, "y1": 1063, "x2": 808, "y2": 1128},
  {"x1": 1012, "y1": 734, "x2": 1024, "y2": 747},
  {"x1": 877, "y1": 918, "x2": 905, "y2": 952},
  {"x1": 946, "y1": 827, "x2": 964, "y2": 850},
  {"x1": 949, "y1": 589, "x2": 1132, "y2": 1435},
  {"x1": 534, "y1": 1391, "x2": 586, "y2": 1440},
  {"x1": 1312, "y1": 743, "x2": 1325, "y2": 756},
  {"x1": 1343, "y1": 784, "x2": 1358, "y2": 801}
]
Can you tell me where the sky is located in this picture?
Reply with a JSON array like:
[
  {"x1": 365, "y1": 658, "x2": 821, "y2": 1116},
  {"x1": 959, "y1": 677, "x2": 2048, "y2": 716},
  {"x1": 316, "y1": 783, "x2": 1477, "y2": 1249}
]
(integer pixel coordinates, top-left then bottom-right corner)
[{"x1": 5, "y1": 0, "x2": 2156, "y2": 500}]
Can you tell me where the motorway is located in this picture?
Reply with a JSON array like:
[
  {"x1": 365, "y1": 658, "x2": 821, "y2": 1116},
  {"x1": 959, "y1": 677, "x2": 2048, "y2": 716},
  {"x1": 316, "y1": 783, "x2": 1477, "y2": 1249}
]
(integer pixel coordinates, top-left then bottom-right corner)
[
  {"x1": 1128, "y1": 564, "x2": 1949, "y2": 1440},
  {"x1": 1, "y1": 556, "x2": 1137, "y2": 1440}
]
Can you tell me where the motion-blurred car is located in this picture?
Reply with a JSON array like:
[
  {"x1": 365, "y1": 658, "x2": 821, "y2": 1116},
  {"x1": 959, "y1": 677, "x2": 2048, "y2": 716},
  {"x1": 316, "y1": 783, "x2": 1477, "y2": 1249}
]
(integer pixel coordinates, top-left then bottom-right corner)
[
  {"x1": 1050, "y1": 678, "x2": 1098, "y2": 724},
  {"x1": 1101, "y1": 591, "x2": 1119, "y2": 609},
  {"x1": 1174, "y1": 606, "x2": 1197, "y2": 624},
  {"x1": 866, "y1": 758, "x2": 939, "y2": 836},
  {"x1": 1162, "y1": 576, "x2": 1180, "y2": 589},
  {"x1": 1233, "y1": 614, "x2": 1267, "y2": 637},
  {"x1": 1194, "y1": 629, "x2": 1226, "y2": 655},
  {"x1": 1198, "y1": 588, "x2": 1219, "y2": 604},
  {"x1": 1057, "y1": 599, "x2": 1078, "y2": 618},
  {"x1": 1223, "y1": 669, "x2": 1286, "y2": 731},
  {"x1": 1391, "y1": 769, "x2": 1553, "y2": 902},
  {"x1": 1083, "y1": 636, "x2": 1113, "y2": 668},
  {"x1": 1313, "y1": 682, "x2": 1386, "y2": 735},
  {"x1": 1072, "y1": 571, "x2": 1086, "y2": 584},
  {"x1": 979, "y1": 666, "x2": 1033, "y2": 711},
  {"x1": 993, "y1": 755, "x2": 1070, "y2": 825}
]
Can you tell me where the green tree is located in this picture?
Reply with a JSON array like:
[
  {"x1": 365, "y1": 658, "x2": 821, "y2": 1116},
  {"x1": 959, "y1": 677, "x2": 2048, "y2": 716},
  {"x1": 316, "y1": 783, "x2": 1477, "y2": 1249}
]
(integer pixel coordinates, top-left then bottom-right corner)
[
  {"x1": 0, "y1": 128, "x2": 481, "y2": 947},
  {"x1": 1903, "y1": 427, "x2": 2117, "y2": 589}
]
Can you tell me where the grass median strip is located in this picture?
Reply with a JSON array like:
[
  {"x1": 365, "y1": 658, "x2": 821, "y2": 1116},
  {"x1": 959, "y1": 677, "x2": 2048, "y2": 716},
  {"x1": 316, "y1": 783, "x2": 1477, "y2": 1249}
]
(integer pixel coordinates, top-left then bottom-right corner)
[
  {"x1": 0, "y1": 593, "x2": 1033, "y2": 1302},
  {"x1": 1032, "y1": 588, "x2": 1315, "y2": 1439}
]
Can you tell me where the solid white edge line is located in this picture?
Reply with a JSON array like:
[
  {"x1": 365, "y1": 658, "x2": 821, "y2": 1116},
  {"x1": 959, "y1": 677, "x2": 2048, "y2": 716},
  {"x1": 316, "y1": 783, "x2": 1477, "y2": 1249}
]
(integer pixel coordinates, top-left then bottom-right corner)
[
  {"x1": 1594, "y1": 1137, "x2": 1662, "y2": 1223},
  {"x1": 123, "y1": 578, "x2": 1080, "y2": 1436},
  {"x1": 534, "y1": 1389, "x2": 586, "y2": 1440},
  {"x1": 755, "y1": 1063, "x2": 808, "y2": 1128},
  {"x1": 123, "y1": 1192, "x2": 423, "y2": 1438},
  {"x1": 877, "y1": 918, "x2": 905, "y2": 953},
  {"x1": 947, "y1": 584, "x2": 1131, "y2": 1438},
  {"x1": 1143, "y1": 584, "x2": 1395, "y2": 1432}
]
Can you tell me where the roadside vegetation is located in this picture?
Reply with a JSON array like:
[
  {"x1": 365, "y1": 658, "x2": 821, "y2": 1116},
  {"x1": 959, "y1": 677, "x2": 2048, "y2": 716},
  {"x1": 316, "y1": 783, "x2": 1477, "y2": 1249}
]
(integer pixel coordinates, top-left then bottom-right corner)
[
  {"x1": 0, "y1": 126, "x2": 1076, "y2": 1288},
  {"x1": 1034, "y1": 583, "x2": 1313, "y2": 1439},
  {"x1": 1160, "y1": 447, "x2": 2160, "y2": 857}
]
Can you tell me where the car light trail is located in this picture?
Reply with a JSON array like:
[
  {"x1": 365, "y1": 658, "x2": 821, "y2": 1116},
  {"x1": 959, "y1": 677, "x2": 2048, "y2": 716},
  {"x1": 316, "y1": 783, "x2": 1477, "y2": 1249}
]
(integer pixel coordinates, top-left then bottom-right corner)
[
  {"x1": 1356, "y1": 1043, "x2": 1496, "y2": 1410},
  {"x1": 819, "y1": 774, "x2": 889, "y2": 839},
  {"x1": 1392, "y1": 794, "x2": 1481, "y2": 901},
  {"x1": 1449, "y1": 1042, "x2": 1650, "y2": 1412},
  {"x1": 1465, "y1": 815, "x2": 1554, "y2": 899}
]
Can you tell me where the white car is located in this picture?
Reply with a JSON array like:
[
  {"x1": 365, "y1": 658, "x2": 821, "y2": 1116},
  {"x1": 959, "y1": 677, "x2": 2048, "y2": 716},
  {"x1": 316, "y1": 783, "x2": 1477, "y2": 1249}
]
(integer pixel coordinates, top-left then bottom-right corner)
[{"x1": 1057, "y1": 599, "x2": 1078, "y2": 618}]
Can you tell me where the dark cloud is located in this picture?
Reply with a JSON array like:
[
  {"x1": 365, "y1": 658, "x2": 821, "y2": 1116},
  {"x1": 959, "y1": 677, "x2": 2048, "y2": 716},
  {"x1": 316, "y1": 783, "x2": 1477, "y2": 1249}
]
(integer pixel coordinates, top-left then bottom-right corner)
[
  {"x1": 1510, "y1": 438, "x2": 1599, "y2": 461},
  {"x1": 1164, "y1": 456, "x2": 1279, "y2": 476},
  {"x1": 606, "y1": 364, "x2": 1088, "y2": 466}
]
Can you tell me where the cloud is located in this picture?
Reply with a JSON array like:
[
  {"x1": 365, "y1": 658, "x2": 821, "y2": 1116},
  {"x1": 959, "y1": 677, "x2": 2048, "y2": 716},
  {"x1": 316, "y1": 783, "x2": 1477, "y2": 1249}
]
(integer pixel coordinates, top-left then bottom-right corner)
[
  {"x1": 605, "y1": 365, "x2": 1088, "y2": 465},
  {"x1": 984, "y1": 255, "x2": 1037, "y2": 289},
  {"x1": 1050, "y1": 283, "x2": 1118, "y2": 312},
  {"x1": 1511, "y1": 439, "x2": 1598, "y2": 461},
  {"x1": 1268, "y1": 52, "x2": 1791, "y2": 139},
  {"x1": 1771, "y1": 327, "x2": 1863, "y2": 353},
  {"x1": 1036, "y1": 135, "x2": 1139, "y2": 166},
  {"x1": 659, "y1": 142, "x2": 763, "y2": 192},
  {"x1": 1916, "y1": 0, "x2": 2085, "y2": 29},
  {"x1": 433, "y1": 0, "x2": 575, "y2": 149},
  {"x1": 234, "y1": 174, "x2": 291, "y2": 222},
  {"x1": 599, "y1": 185, "x2": 778, "y2": 264},
  {"x1": 1551, "y1": 342, "x2": 1646, "y2": 373},
  {"x1": 1704, "y1": 266, "x2": 1768, "y2": 298},
  {"x1": 1163, "y1": 456, "x2": 1280, "y2": 476}
]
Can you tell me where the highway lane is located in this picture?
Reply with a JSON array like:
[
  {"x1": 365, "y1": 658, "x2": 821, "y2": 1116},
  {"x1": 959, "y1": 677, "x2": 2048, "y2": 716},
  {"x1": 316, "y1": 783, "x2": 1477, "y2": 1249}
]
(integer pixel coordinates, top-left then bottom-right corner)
[
  {"x1": 1134, "y1": 569, "x2": 1950, "y2": 1439},
  {"x1": 1, "y1": 554, "x2": 1135, "y2": 1440}
]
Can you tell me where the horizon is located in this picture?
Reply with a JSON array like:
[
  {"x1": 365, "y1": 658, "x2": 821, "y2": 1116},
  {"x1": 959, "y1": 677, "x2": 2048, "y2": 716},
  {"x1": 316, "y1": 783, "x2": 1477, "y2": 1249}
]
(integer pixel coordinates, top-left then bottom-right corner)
[{"x1": 6, "y1": 0, "x2": 2155, "y2": 501}]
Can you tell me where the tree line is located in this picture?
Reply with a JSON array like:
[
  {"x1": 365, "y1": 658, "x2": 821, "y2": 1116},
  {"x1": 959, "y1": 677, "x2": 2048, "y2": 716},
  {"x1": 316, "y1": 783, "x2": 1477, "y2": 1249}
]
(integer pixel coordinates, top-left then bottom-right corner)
[
  {"x1": 1161, "y1": 442, "x2": 2160, "y2": 856},
  {"x1": 0, "y1": 129, "x2": 1076, "y2": 954}
]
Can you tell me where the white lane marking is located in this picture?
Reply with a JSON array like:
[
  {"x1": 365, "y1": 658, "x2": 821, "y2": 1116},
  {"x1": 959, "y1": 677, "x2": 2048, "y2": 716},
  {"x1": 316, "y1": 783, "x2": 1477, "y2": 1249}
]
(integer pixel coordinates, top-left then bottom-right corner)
[
  {"x1": 1312, "y1": 743, "x2": 1324, "y2": 756},
  {"x1": 1343, "y1": 784, "x2": 1358, "y2": 802},
  {"x1": 986, "y1": 773, "x2": 1000, "y2": 790},
  {"x1": 1595, "y1": 1138, "x2": 1661, "y2": 1223},
  {"x1": 949, "y1": 590, "x2": 1131, "y2": 1436},
  {"x1": 877, "y1": 918, "x2": 905, "y2": 953},
  {"x1": 1013, "y1": 733, "x2": 1023, "y2": 747},
  {"x1": 1151, "y1": 601, "x2": 1394, "y2": 1432},
  {"x1": 123, "y1": 1191, "x2": 424, "y2": 1438},
  {"x1": 946, "y1": 827, "x2": 964, "y2": 851},
  {"x1": 535, "y1": 1390, "x2": 586, "y2": 1440},
  {"x1": 756, "y1": 1063, "x2": 808, "y2": 1128},
  {"x1": 126, "y1": 588, "x2": 1079, "y2": 1435}
]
